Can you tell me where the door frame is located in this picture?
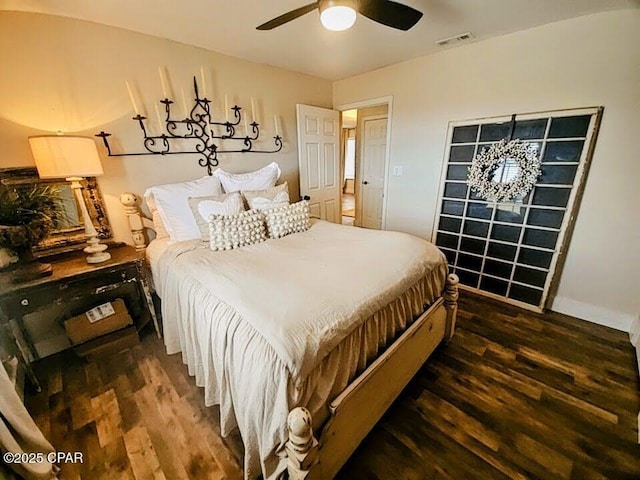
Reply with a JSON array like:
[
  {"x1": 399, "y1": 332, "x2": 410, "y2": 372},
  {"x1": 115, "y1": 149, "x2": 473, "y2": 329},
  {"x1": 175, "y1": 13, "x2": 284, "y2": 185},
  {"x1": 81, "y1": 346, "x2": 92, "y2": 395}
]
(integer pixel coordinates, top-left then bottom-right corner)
[{"x1": 335, "y1": 96, "x2": 393, "y2": 229}]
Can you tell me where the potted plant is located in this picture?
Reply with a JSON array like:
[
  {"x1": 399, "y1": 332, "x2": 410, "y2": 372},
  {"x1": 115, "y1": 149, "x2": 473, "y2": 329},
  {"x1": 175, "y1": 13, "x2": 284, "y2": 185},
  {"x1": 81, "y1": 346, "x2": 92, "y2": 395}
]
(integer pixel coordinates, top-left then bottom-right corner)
[{"x1": 0, "y1": 181, "x2": 64, "y2": 283}]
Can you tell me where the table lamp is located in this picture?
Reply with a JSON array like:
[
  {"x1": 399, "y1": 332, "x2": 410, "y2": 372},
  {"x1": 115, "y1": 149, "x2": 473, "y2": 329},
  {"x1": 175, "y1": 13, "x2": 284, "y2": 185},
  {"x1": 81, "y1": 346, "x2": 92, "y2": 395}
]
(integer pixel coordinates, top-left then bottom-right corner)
[{"x1": 29, "y1": 135, "x2": 111, "y2": 263}]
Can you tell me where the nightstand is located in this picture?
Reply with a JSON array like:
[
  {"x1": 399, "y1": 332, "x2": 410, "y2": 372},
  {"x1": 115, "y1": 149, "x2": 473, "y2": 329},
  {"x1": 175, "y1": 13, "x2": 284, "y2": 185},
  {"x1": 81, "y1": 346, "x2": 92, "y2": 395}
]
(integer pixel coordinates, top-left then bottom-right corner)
[{"x1": 0, "y1": 244, "x2": 160, "y2": 391}]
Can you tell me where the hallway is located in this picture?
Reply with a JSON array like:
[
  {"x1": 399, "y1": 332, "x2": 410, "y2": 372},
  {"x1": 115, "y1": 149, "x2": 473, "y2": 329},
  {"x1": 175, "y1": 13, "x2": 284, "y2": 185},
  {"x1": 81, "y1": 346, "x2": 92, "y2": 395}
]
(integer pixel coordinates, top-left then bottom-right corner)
[{"x1": 342, "y1": 193, "x2": 355, "y2": 226}]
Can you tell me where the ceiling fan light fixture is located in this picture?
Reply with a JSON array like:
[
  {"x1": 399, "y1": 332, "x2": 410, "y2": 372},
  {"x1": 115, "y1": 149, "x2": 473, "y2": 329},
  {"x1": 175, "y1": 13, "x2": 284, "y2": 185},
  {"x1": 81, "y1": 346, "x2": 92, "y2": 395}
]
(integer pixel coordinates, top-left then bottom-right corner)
[
  {"x1": 320, "y1": 5, "x2": 357, "y2": 31},
  {"x1": 256, "y1": 0, "x2": 422, "y2": 32}
]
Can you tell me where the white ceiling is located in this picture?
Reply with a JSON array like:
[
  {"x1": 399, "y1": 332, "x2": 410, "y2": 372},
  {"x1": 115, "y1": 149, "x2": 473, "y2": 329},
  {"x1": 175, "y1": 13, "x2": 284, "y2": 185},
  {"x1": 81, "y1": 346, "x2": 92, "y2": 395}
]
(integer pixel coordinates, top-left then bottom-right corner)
[{"x1": 1, "y1": 0, "x2": 637, "y2": 80}]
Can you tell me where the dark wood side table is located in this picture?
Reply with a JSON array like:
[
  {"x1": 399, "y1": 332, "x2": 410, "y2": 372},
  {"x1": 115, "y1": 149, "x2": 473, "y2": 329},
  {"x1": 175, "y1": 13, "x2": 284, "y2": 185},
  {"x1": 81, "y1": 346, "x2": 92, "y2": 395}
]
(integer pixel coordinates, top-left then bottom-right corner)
[{"x1": 0, "y1": 244, "x2": 160, "y2": 391}]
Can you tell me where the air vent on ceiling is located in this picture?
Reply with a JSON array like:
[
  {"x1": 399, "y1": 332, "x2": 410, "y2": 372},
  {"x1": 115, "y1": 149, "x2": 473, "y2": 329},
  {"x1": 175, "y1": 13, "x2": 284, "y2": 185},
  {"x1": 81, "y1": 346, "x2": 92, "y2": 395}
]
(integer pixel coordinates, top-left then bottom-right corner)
[{"x1": 435, "y1": 32, "x2": 474, "y2": 47}]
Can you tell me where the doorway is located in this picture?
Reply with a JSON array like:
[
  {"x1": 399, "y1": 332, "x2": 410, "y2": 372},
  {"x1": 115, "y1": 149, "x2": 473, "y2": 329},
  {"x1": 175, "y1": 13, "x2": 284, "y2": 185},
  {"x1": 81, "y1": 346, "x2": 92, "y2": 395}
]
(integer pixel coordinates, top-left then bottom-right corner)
[
  {"x1": 339, "y1": 103, "x2": 390, "y2": 229},
  {"x1": 341, "y1": 110, "x2": 357, "y2": 226}
]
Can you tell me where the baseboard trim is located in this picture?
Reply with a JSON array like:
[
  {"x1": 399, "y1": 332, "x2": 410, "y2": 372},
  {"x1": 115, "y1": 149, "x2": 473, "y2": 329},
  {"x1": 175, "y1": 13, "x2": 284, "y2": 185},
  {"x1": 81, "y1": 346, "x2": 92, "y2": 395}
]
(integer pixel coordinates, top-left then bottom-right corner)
[{"x1": 551, "y1": 296, "x2": 635, "y2": 332}]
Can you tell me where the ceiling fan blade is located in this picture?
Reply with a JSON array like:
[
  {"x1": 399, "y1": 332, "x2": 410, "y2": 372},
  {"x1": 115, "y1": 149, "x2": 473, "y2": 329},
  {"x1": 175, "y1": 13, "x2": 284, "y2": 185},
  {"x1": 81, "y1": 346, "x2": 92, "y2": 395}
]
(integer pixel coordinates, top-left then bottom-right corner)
[
  {"x1": 256, "y1": 2, "x2": 318, "y2": 30},
  {"x1": 357, "y1": 0, "x2": 423, "y2": 31}
]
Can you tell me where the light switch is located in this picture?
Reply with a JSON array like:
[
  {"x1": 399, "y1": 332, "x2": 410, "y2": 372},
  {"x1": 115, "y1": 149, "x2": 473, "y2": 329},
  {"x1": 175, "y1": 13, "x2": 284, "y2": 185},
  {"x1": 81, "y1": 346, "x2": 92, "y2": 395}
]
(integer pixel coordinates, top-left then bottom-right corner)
[{"x1": 393, "y1": 165, "x2": 403, "y2": 176}]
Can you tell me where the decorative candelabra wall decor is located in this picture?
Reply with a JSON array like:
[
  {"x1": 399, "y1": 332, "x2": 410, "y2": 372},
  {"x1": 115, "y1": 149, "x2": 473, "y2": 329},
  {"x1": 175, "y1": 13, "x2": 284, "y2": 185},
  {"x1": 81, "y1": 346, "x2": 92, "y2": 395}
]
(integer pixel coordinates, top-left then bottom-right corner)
[{"x1": 96, "y1": 77, "x2": 283, "y2": 175}]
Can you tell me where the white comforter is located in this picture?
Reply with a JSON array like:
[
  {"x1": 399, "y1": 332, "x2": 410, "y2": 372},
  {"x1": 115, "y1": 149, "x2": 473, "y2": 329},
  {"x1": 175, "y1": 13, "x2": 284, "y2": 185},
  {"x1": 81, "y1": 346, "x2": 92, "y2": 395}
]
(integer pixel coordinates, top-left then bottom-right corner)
[{"x1": 157, "y1": 220, "x2": 447, "y2": 479}]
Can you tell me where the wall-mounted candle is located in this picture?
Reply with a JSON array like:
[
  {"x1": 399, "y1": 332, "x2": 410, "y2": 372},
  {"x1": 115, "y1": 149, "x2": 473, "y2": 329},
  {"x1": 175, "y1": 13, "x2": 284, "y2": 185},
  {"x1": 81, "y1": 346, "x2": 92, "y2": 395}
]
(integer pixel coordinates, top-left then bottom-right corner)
[
  {"x1": 224, "y1": 94, "x2": 229, "y2": 122},
  {"x1": 181, "y1": 88, "x2": 189, "y2": 118},
  {"x1": 158, "y1": 67, "x2": 168, "y2": 99},
  {"x1": 154, "y1": 104, "x2": 163, "y2": 134},
  {"x1": 244, "y1": 114, "x2": 249, "y2": 136},
  {"x1": 200, "y1": 66, "x2": 207, "y2": 98},
  {"x1": 274, "y1": 114, "x2": 280, "y2": 136},
  {"x1": 250, "y1": 98, "x2": 256, "y2": 122},
  {"x1": 125, "y1": 81, "x2": 139, "y2": 114}
]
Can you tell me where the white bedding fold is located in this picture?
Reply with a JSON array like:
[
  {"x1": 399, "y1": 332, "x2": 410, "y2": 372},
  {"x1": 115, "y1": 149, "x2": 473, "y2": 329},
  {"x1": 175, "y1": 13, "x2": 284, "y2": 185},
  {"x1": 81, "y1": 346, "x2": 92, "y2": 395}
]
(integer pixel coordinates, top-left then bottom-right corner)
[
  {"x1": 156, "y1": 220, "x2": 447, "y2": 479},
  {"x1": 161, "y1": 221, "x2": 445, "y2": 378}
]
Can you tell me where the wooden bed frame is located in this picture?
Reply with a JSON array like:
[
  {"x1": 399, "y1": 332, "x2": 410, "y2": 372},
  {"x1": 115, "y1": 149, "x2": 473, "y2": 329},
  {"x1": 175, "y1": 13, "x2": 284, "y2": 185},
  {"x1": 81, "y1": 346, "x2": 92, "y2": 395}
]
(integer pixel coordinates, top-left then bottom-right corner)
[{"x1": 120, "y1": 193, "x2": 460, "y2": 480}]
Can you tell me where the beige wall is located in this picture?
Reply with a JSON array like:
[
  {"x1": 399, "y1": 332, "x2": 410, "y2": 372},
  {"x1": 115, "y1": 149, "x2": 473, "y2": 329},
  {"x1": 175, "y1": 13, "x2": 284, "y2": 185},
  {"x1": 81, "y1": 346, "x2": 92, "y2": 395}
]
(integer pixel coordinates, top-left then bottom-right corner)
[
  {"x1": 0, "y1": 11, "x2": 332, "y2": 243},
  {"x1": 334, "y1": 10, "x2": 640, "y2": 330}
]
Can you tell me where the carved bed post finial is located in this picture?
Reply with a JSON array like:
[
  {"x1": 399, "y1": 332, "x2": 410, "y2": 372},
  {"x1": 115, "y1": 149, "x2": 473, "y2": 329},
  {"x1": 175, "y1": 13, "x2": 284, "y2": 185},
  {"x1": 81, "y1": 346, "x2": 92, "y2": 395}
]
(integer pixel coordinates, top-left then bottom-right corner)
[
  {"x1": 286, "y1": 407, "x2": 319, "y2": 480},
  {"x1": 120, "y1": 192, "x2": 147, "y2": 250},
  {"x1": 443, "y1": 273, "x2": 460, "y2": 340}
]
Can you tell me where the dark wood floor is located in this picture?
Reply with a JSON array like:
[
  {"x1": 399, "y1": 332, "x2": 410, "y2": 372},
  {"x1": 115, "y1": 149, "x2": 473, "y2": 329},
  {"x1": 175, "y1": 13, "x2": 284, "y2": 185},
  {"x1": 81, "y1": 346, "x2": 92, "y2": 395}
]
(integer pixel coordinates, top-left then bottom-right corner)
[{"x1": 24, "y1": 293, "x2": 640, "y2": 479}]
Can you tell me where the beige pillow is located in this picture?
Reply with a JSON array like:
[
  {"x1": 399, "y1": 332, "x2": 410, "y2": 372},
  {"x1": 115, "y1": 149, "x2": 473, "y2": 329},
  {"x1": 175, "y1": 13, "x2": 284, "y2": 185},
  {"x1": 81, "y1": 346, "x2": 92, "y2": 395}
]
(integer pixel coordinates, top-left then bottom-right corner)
[
  {"x1": 144, "y1": 193, "x2": 169, "y2": 239},
  {"x1": 151, "y1": 210, "x2": 170, "y2": 239},
  {"x1": 242, "y1": 182, "x2": 290, "y2": 211},
  {"x1": 188, "y1": 192, "x2": 245, "y2": 240},
  {"x1": 209, "y1": 210, "x2": 267, "y2": 251},
  {"x1": 263, "y1": 200, "x2": 311, "y2": 239}
]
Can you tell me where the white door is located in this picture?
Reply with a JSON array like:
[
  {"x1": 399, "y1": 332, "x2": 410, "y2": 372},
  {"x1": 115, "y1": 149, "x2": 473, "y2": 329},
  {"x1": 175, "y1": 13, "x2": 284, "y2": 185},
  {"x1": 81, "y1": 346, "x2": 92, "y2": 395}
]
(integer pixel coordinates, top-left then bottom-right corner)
[
  {"x1": 360, "y1": 116, "x2": 387, "y2": 229},
  {"x1": 296, "y1": 104, "x2": 341, "y2": 223}
]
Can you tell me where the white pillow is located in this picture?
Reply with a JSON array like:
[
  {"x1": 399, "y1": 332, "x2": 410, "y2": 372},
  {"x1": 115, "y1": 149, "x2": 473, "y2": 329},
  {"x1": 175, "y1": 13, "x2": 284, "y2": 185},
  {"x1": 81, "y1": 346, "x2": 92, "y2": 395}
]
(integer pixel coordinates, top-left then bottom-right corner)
[
  {"x1": 214, "y1": 162, "x2": 281, "y2": 193},
  {"x1": 242, "y1": 182, "x2": 290, "y2": 211},
  {"x1": 188, "y1": 193, "x2": 245, "y2": 240},
  {"x1": 264, "y1": 200, "x2": 311, "y2": 239},
  {"x1": 143, "y1": 176, "x2": 223, "y2": 242},
  {"x1": 209, "y1": 210, "x2": 267, "y2": 251}
]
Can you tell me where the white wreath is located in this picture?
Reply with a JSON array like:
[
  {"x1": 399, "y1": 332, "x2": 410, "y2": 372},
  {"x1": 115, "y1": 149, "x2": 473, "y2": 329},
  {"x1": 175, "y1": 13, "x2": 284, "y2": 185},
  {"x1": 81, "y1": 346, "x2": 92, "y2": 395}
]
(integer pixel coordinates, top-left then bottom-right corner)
[{"x1": 467, "y1": 139, "x2": 541, "y2": 203}]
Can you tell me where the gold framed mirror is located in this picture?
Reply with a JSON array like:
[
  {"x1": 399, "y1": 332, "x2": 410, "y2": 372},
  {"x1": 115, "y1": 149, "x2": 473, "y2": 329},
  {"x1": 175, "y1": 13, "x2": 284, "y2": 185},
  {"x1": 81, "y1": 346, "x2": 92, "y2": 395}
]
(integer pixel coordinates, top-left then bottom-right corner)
[{"x1": 0, "y1": 167, "x2": 112, "y2": 255}]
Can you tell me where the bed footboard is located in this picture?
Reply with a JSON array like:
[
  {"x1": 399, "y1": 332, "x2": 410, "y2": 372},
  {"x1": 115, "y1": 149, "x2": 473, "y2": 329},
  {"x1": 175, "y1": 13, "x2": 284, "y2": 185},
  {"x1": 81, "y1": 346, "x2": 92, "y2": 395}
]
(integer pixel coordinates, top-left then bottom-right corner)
[
  {"x1": 444, "y1": 273, "x2": 459, "y2": 340},
  {"x1": 286, "y1": 273, "x2": 459, "y2": 479},
  {"x1": 286, "y1": 408, "x2": 320, "y2": 479}
]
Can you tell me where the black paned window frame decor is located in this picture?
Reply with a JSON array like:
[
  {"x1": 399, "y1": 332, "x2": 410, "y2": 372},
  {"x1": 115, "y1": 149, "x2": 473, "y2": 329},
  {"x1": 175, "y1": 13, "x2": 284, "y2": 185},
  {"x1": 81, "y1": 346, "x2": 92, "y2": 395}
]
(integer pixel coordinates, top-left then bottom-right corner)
[{"x1": 432, "y1": 107, "x2": 603, "y2": 312}]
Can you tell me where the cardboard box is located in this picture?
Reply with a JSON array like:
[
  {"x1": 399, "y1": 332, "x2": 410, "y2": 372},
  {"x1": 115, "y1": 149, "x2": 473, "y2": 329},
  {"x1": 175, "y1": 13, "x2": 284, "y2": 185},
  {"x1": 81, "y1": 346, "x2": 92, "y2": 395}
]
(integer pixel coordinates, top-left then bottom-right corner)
[
  {"x1": 64, "y1": 299, "x2": 132, "y2": 345},
  {"x1": 74, "y1": 325, "x2": 139, "y2": 361}
]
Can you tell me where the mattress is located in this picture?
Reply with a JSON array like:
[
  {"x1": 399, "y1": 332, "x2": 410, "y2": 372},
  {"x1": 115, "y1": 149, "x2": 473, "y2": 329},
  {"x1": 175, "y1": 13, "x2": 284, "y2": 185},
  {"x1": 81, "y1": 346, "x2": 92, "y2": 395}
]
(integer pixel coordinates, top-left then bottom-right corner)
[{"x1": 150, "y1": 220, "x2": 448, "y2": 479}]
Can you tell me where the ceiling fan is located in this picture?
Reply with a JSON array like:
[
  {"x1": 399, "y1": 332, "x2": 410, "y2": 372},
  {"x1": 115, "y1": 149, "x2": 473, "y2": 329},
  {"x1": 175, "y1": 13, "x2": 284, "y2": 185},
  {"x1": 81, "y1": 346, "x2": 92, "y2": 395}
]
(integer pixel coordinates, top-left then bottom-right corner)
[{"x1": 257, "y1": 0, "x2": 423, "y2": 32}]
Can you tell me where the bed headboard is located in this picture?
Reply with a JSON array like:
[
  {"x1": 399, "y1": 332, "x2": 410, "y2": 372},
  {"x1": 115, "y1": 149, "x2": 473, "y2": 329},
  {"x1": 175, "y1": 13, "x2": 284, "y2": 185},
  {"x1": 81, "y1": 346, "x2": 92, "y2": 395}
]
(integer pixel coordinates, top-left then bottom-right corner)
[{"x1": 120, "y1": 192, "x2": 149, "y2": 251}]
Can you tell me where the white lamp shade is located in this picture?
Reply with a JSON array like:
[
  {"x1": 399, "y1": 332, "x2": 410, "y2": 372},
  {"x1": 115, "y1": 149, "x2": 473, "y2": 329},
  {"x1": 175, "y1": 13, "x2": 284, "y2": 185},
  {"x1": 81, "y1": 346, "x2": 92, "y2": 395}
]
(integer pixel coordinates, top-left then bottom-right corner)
[
  {"x1": 29, "y1": 135, "x2": 103, "y2": 179},
  {"x1": 320, "y1": 6, "x2": 357, "y2": 31}
]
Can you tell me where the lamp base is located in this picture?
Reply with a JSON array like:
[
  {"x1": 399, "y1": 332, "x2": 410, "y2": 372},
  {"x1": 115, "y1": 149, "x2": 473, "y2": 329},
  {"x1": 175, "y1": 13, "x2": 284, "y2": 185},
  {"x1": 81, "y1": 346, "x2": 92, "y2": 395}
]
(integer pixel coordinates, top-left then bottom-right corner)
[
  {"x1": 84, "y1": 237, "x2": 111, "y2": 264},
  {"x1": 86, "y1": 251, "x2": 111, "y2": 264}
]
